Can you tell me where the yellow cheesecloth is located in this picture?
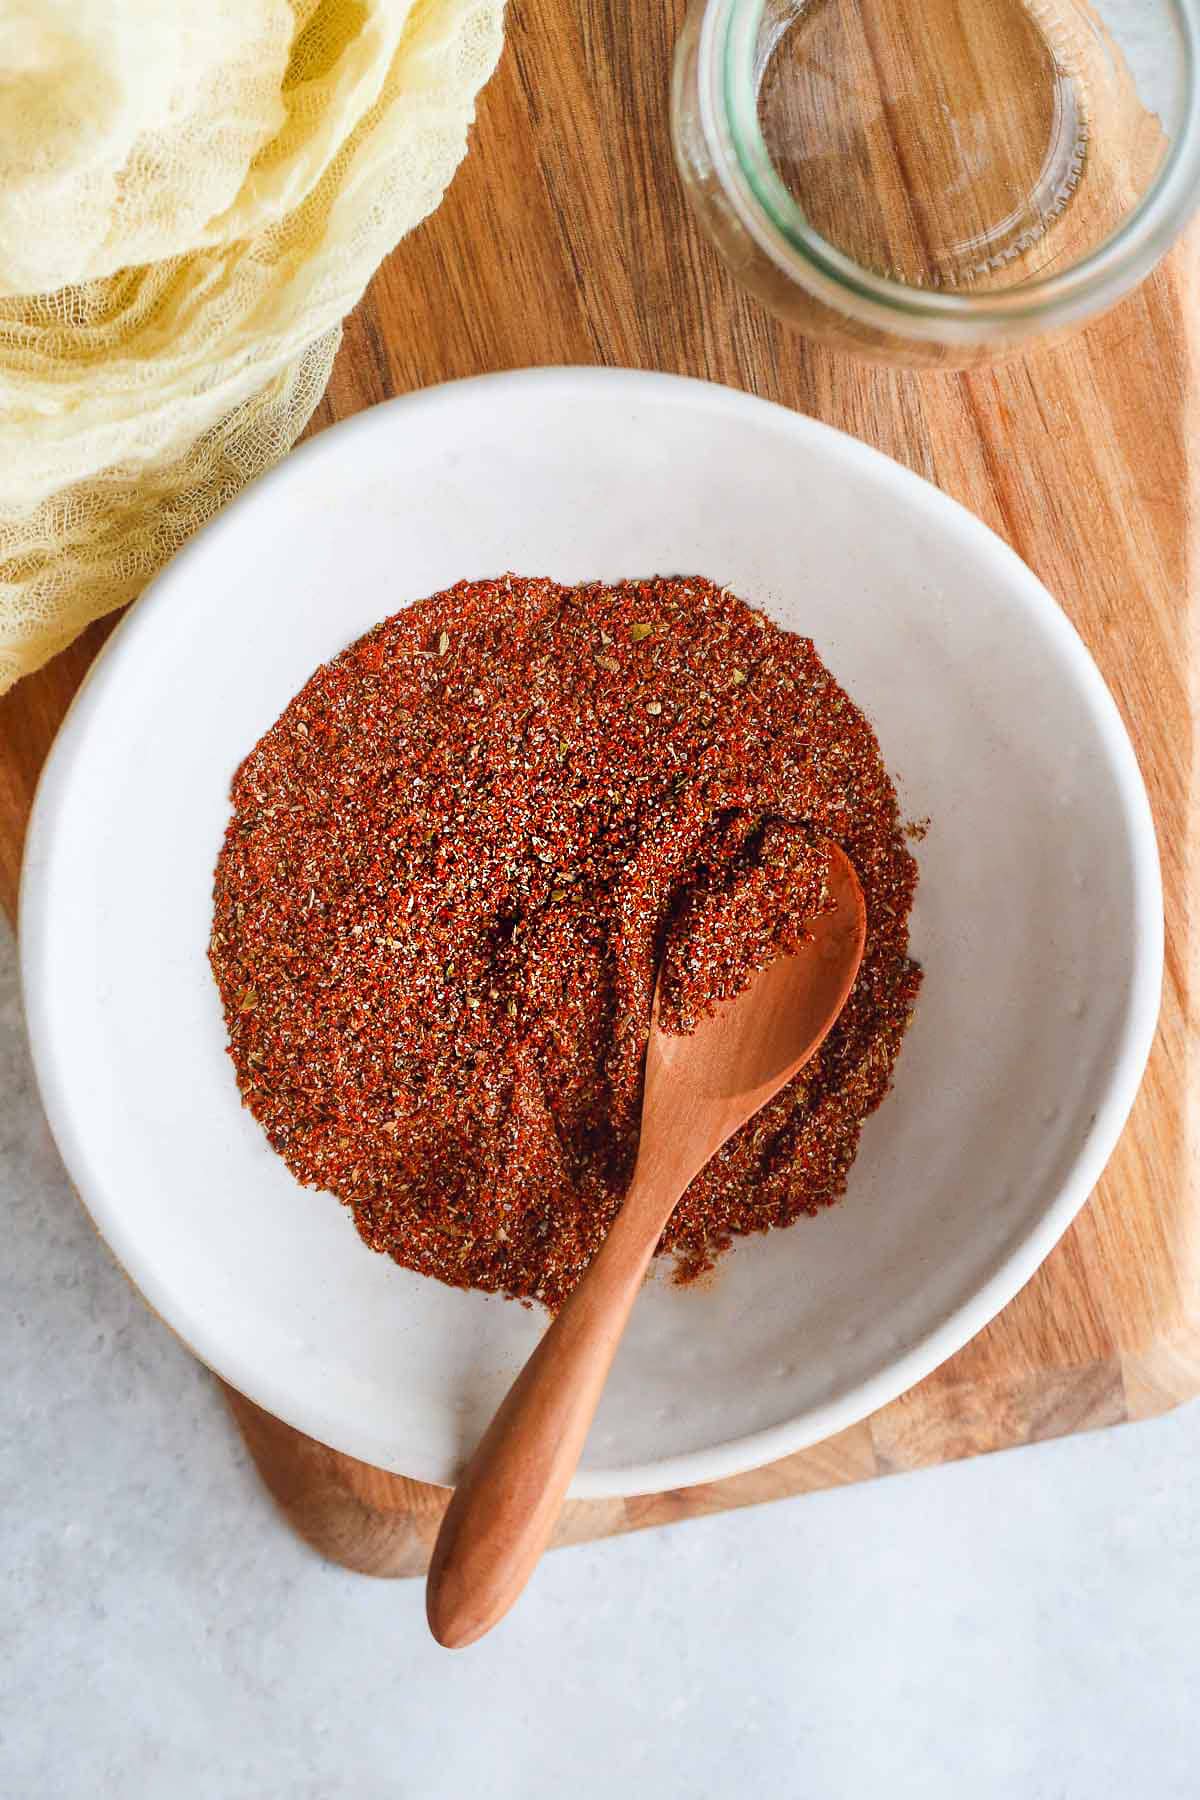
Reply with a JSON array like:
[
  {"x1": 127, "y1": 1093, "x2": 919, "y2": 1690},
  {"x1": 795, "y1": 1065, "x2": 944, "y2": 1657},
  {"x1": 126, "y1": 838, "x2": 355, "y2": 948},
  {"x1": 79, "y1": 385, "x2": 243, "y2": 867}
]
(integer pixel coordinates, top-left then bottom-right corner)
[{"x1": 0, "y1": 0, "x2": 504, "y2": 692}]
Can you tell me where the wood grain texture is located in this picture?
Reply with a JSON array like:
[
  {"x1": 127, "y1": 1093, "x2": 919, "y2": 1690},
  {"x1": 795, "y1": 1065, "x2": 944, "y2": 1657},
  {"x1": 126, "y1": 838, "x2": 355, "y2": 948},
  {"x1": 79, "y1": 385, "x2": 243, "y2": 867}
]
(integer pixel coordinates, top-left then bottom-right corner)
[{"x1": 1, "y1": 0, "x2": 1197, "y2": 1576}]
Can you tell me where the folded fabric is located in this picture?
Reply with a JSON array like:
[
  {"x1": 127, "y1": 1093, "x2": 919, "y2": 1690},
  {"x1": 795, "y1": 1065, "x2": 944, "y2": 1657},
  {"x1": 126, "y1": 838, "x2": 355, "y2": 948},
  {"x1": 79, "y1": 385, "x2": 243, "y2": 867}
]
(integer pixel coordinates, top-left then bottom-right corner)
[{"x1": 0, "y1": 0, "x2": 504, "y2": 691}]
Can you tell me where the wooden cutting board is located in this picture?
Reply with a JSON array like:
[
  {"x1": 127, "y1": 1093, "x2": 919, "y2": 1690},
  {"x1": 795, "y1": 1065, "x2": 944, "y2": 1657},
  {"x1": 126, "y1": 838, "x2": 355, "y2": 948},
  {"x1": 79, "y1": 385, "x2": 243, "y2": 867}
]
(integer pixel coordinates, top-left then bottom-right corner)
[{"x1": 2, "y1": 0, "x2": 1197, "y2": 1576}]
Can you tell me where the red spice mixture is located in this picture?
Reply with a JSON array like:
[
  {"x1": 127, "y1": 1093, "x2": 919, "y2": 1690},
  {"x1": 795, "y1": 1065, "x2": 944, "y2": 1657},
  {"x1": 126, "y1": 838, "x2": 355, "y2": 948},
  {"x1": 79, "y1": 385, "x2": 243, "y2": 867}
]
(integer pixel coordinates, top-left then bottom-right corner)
[
  {"x1": 657, "y1": 820, "x2": 835, "y2": 1035},
  {"x1": 209, "y1": 575, "x2": 921, "y2": 1307}
]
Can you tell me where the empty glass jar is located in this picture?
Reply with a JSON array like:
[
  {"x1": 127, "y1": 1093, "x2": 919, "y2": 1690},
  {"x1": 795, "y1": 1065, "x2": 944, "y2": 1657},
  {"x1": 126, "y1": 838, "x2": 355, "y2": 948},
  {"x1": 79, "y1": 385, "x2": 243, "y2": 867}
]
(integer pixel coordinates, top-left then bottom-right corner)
[{"x1": 672, "y1": 0, "x2": 1200, "y2": 363}]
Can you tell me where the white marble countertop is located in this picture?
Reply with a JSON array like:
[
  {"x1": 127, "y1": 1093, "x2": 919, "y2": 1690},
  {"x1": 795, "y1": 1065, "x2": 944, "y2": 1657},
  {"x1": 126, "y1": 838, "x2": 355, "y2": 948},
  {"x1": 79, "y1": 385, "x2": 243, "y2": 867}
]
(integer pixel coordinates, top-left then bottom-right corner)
[{"x1": 3, "y1": 918, "x2": 1197, "y2": 1798}]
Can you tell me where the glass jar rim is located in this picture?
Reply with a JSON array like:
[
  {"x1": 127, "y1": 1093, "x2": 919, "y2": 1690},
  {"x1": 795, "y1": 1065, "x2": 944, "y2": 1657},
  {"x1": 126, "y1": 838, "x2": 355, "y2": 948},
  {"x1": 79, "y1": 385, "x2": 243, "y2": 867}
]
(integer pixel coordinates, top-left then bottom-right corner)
[{"x1": 707, "y1": 0, "x2": 1200, "y2": 339}]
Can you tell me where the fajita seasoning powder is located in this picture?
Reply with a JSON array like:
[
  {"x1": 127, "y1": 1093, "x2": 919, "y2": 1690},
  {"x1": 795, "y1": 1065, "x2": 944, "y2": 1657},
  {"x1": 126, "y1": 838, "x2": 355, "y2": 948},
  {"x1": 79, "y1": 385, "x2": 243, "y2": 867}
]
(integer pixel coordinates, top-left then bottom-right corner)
[{"x1": 210, "y1": 576, "x2": 920, "y2": 1308}]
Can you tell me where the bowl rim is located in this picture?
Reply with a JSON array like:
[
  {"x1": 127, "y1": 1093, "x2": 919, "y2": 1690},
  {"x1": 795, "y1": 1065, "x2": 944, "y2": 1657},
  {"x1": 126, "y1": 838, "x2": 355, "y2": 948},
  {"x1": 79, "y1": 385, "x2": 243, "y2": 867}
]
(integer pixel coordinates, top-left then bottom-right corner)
[{"x1": 19, "y1": 366, "x2": 1164, "y2": 1497}]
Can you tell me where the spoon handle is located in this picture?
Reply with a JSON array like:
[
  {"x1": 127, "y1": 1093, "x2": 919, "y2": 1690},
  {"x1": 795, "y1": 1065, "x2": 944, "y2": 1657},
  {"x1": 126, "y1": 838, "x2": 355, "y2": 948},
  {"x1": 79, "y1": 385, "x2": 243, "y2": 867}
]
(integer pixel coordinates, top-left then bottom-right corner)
[{"x1": 425, "y1": 1179, "x2": 670, "y2": 1648}]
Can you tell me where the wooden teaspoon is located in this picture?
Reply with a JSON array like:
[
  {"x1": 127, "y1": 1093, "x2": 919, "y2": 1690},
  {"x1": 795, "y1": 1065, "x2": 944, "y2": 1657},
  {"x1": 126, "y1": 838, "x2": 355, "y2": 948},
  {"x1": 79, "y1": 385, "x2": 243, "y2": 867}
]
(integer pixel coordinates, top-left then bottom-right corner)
[{"x1": 426, "y1": 844, "x2": 866, "y2": 1648}]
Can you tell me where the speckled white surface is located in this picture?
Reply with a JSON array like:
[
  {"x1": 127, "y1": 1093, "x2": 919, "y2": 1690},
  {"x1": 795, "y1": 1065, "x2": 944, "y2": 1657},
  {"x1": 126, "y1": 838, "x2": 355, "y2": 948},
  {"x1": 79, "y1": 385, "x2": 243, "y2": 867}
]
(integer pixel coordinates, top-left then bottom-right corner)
[{"x1": 2, "y1": 914, "x2": 1198, "y2": 1799}]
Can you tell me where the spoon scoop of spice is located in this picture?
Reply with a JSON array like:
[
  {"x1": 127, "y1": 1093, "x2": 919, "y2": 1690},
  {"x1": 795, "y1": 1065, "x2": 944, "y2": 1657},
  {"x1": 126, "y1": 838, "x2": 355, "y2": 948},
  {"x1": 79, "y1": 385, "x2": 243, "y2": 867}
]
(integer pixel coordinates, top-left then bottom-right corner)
[{"x1": 426, "y1": 843, "x2": 866, "y2": 1649}]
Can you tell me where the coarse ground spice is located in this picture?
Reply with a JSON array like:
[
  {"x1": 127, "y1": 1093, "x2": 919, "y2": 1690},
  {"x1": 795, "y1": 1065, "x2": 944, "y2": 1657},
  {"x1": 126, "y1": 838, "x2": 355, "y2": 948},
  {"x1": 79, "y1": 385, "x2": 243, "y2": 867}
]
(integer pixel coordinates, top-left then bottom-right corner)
[
  {"x1": 657, "y1": 820, "x2": 835, "y2": 1035},
  {"x1": 209, "y1": 574, "x2": 921, "y2": 1308}
]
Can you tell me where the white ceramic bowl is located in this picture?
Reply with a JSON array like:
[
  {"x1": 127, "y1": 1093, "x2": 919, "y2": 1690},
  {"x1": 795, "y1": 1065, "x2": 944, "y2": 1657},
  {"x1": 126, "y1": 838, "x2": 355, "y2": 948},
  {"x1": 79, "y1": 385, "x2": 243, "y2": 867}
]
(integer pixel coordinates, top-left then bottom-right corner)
[{"x1": 21, "y1": 369, "x2": 1162, "y2": 1497}]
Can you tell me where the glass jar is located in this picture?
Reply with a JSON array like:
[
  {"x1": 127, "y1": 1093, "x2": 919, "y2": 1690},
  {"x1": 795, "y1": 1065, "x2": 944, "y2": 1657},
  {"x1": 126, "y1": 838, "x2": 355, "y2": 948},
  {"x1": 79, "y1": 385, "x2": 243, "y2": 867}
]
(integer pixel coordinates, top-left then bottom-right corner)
[{"x1": 672, "y1": 0, "x2": 1200, "y2": 365}]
